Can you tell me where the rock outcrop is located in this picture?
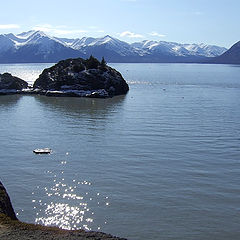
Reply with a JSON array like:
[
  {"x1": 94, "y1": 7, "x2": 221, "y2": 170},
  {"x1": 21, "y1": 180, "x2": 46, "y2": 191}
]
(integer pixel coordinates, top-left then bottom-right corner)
[
  {"x1": 0, "y1": 73, "x2": 28, "y2": 94},
  {"x1": 0, "y1": 181, "x2": 127, "y2": 240},
  {"x1": 33, "y1": 56, "x2": 129, "y2": 98},
  {"x1": 0, "y1": 181, "x2": 17, "y2": 220}
]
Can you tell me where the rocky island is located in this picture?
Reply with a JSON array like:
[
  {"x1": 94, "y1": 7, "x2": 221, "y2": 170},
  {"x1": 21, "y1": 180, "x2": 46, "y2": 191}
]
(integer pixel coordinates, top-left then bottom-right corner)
[
  {"x1": 0, "y1": 73, "x2": 28, "y2": 95},
  {"x1": 0, "y1": 56, "x2": 129, "y2": 98},
  {"x1": 33, "y1": 56, "x2": 129, "y2": 98},
  {"x1": 0, "y1": 181, "x2": 127, "y2": 240}
]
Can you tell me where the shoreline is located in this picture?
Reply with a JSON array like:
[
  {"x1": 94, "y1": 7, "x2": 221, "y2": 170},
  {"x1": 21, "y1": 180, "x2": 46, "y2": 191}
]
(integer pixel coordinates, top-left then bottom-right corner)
[{"x1": 0, "y1": 88, "x2": 112, "y2": 98}]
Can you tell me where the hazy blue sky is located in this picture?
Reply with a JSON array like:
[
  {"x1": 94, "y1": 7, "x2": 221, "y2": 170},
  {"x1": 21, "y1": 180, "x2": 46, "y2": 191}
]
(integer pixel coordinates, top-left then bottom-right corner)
[{"x1": 0, "y1": 0, "x2": 239, "y2": 47}]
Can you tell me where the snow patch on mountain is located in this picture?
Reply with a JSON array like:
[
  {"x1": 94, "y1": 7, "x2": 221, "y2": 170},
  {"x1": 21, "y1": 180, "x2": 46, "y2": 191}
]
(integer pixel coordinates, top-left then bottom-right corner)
[
  {"x1": 16, "y1": 30, "x2": 36, "y2": 39},
  {"x1": 132, "y1": 40, "x2": 227, "y2": 57},
  {"x1": 71, "y1": 37, "x2": 96, "y2": 49}
]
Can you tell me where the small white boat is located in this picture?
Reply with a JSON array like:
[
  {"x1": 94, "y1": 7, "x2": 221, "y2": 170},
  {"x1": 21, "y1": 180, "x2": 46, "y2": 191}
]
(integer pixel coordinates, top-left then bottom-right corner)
[{"x1": 33, "y1": 148, "x2": 52, "y2": 154}]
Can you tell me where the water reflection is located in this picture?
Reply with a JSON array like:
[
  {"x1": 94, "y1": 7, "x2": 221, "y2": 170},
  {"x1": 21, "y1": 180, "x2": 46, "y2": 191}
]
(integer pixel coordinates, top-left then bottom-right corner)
[
  {"x1": 32, "y1": 156, "x2": 110, "y2": 231},
  {"x1": 0, "y1": 95, "x2": 21, "y2": 107},
  {"x1": 33, "y1": 95, "x2": 127, "y2": 117}
]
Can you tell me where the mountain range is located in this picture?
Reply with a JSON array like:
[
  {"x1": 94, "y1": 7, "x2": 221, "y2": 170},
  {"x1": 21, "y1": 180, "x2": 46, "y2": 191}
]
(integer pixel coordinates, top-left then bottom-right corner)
[{"x1": 0, "y1": 30, "x2": 230, "y2": 63}]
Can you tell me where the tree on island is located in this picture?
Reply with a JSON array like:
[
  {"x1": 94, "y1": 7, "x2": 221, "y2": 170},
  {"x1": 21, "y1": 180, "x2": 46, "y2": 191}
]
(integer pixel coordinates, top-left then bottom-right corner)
[
  {"x1": 99, "y1": 56, "x2": 107, "y2": 71},
  {"x1": 86, "y1": 55, "x2": 100, "y2": 69},
  {"x1": 101, "y1": 57, "x2": 107, "y2": 66}
]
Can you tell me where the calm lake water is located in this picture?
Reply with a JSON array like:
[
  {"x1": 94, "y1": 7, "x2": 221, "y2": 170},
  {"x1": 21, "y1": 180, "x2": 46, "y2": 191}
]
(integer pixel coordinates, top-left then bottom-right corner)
[{"x1": 0, "y1": 63, "x2": 240, "y2": 240}]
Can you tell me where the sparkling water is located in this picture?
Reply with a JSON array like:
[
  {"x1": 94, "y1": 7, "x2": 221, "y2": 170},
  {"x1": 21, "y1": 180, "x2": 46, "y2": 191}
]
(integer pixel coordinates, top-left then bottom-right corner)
[{"x1": 1, "y1": 63, "x2": 240, "y2": 240}]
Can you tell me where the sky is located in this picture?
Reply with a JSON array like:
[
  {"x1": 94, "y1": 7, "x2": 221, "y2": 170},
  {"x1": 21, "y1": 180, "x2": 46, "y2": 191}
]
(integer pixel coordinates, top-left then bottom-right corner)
[{"x1": 0, "y1": 0, "x2": 239, "y2": 48}]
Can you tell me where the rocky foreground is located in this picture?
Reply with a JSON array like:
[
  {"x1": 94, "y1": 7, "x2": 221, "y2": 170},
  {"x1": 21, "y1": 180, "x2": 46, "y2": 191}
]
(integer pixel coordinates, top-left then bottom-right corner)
[
  {"x1": 0, "y1": 181, "x2": 127, "y2": 240},
  {"x1": 0, "y1": 56, "x2": 129, "y2": 98}
]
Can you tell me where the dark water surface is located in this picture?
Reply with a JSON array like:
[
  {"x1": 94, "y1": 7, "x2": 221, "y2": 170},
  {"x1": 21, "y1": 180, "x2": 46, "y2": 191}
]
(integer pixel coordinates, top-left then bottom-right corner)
[{"x1": 0, "y1": 63, "x2": 240, "y2": 240}]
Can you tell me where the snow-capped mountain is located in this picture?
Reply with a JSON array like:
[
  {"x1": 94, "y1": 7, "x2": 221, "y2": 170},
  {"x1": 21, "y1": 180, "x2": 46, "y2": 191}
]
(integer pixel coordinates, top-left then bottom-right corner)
[
  {"x1": 131, "y1": 40, "x2": 227, "y2": 57},
  {"x1": 71, "y1": 35, "x2": 137, "y2": 55},
  {"x1": 0, "y1": 31, "x2": 81, "y2": 63},
  {"x1": 70, "y1": 37, "x2": 96, "y2": 49},
  {"x1": 0, "y1": 30, "x2": 227, "y2": 63}
]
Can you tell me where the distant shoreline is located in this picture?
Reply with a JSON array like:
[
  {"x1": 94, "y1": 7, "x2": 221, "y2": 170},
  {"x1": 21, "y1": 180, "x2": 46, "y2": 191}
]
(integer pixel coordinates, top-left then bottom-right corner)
[{"x1": 0, "y1": 61, "x2": 238, "y2": 64}]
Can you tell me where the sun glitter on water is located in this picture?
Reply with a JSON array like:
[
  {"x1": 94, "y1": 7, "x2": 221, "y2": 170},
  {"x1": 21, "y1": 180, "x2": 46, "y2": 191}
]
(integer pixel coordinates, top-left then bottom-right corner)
[{"x1": 31, "y1": 155, "x2": 110, "y2": 231}]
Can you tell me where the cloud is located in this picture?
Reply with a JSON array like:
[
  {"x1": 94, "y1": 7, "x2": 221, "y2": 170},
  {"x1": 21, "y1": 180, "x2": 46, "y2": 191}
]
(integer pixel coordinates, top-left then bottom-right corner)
[
  {"x1": 149, "y1": 32, "x2": 166, "y2": 38},
  {"x1": 33, "y1": 24, "x2": 54, "y2": 33},
  {"x1": 32, "y1": 24, "x2": 106, "y2": 36},
  {"x1": 33, "y1": 24, "x2": 88, "y2": 36},
  {"x1": 119, "y1": 31, "x2": 144, "y2": 38},
  {"x1": 0, "y1": 24, "x2": 20, "y2": 29}
]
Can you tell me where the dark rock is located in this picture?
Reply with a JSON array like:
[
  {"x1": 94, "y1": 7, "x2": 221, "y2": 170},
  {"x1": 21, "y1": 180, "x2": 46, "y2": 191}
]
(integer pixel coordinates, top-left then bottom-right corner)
[
  {"x1": 0, "y1": 73, "x2": 28, "y2": 91},
  {"x1": 33, "y1": 57, "x2": 129, "y2": 98},
  {"x1": 0, "y1": 181, "x2": 17, "y2": 220}
]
